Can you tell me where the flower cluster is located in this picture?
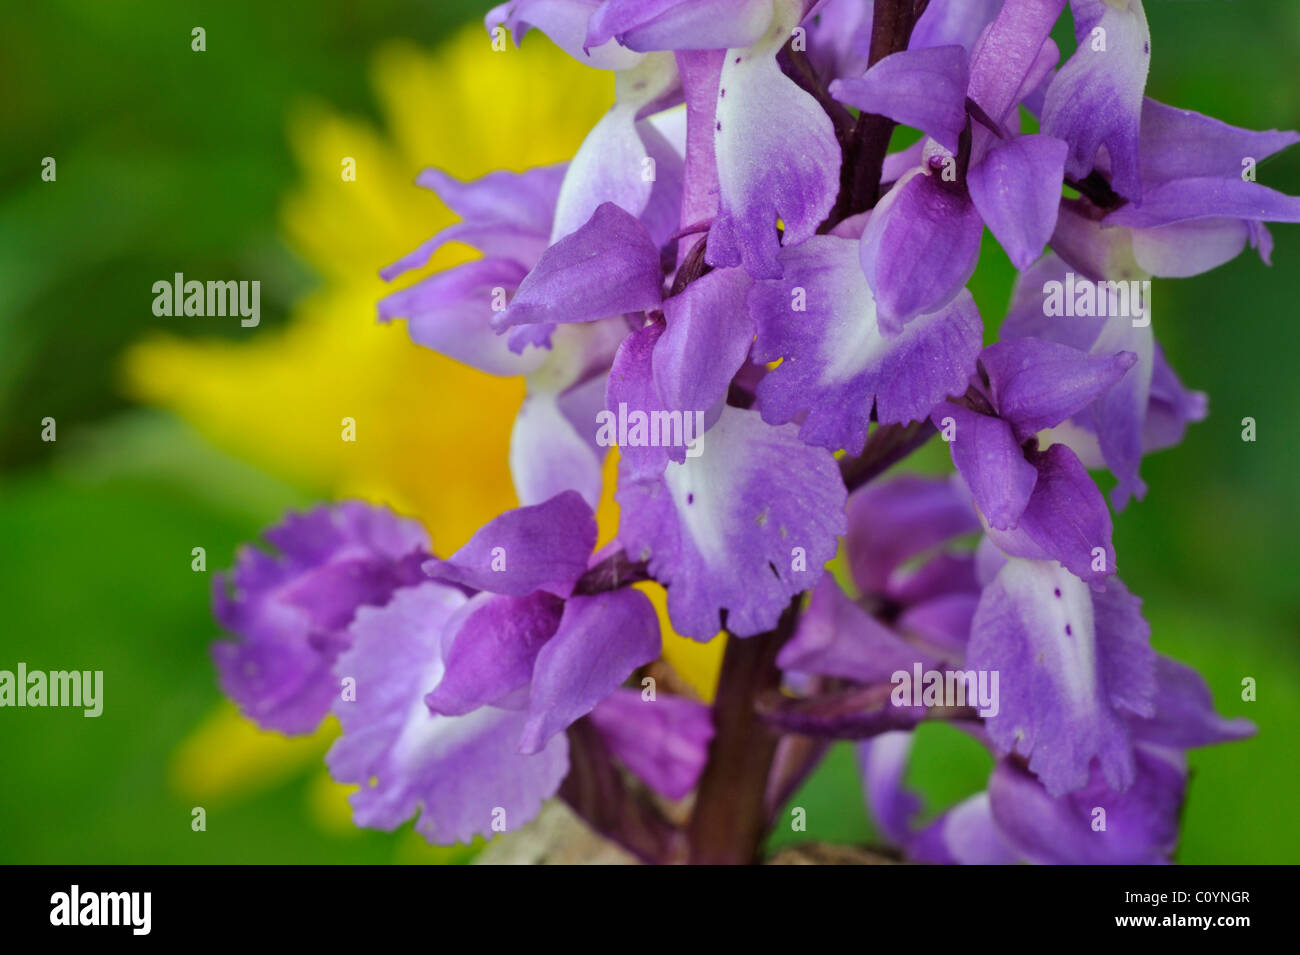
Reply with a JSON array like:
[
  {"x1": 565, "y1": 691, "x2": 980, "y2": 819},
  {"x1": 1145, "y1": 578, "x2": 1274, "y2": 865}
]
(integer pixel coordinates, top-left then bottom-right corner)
[{"x1": 210, "y1": 0, "x2": 1288, "y2": 863}]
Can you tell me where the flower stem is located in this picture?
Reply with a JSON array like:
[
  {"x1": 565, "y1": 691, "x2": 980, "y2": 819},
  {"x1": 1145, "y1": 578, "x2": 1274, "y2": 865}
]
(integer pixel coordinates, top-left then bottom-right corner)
[
  {"x1": 573, "y1": 550, "x2": 651, "y2": 595},
  {"x1": 560, "y1": 717, "x2": 687, "y2": 865},
  {"x1": 687, "y1": 599, "x2": 800, "y2": 864},
  {"x1": 831, "y1": 0, "x2": 926, "y2": 220},
  {"x1": 840, "y1": 418, "x2": 937, "y2": 493}
]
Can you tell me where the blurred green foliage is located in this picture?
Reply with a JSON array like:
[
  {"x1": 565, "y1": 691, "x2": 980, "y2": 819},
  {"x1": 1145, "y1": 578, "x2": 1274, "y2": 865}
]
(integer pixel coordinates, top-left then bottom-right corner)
[
  {"x1": 1, "y1": 0, "x2": 1297, "y2": 862},
  {"x1": 0, "y1": 0, "x2": 485, "y2": 468}
]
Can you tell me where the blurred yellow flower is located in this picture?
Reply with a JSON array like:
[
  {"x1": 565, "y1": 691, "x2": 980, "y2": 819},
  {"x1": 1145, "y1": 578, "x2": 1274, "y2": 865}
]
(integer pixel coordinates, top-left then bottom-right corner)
[
  {"x1": 169, "y1": 702, "x2": 336, "y2": 802},
  {"x1": 131, "y1": 27, "x2": 724, "y2": 812},
  {"x1": 125, "y1": 32, "x2": 609, "y2": 548}
]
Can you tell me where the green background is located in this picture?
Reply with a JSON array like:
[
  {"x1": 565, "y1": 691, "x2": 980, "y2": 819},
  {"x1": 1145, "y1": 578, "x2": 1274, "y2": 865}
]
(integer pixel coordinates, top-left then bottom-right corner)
[{"x1": 1, "y1": 1, "x2": 1296, "y2": 863}]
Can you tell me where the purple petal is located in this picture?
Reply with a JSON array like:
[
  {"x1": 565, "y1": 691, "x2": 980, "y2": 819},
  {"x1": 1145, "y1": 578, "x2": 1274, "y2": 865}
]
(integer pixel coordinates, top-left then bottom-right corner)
[
  {"x1": 968, "y1": 559, "x2": 1155, "y2": 796},
  {"x1": 988, "y1": 749, "x2": 1183, "y2": 864},
  {"x1": 550, "y1": 56, "x2": 676, "y2": 242},
  {"x1": 845, "y1": 475, "x2": 981, "y2": 595},
  {"x1": 1128, "y1": 656, "x2": 1255, "y2": 749},
  {"x1": 881, "y1": 138, "x2": 926, "y2": 183},
  {"x1": 1002, "y1": 264, "x2": 1155, "y2": 511},
  {"x1": 422, "y1": 490, "x2": 596, "y2": 598},
  {"x1": 829, "y1": 45, "x2": 970, "y2": 154},
  {"x1": 391, "y1": 221, "x2": 549, "y2": 280},
  {"x1": 1138, "y1": 99, "x2": 1299, "y2": 191},
  {"x1": 967, "y1": 134, "x2": 1068, "y2": 269},
  {"x1": 213, "y1": 502, "x2": 430, "y2": 735},
  {"x1": 1006, "y1": 442, "x2": 1115, "y2": 583},
  {"x1": 752, "y1": 234, "x2": 983, "y2": 454},
  {"x1": 586, "y1": 0, "x2": 773, "y2": 52},
  {"x1": 1143, "y1": 343, "x2": 1208, "y2": 451},
  {"x1": 981, "y1": 337, "x2": 1137, "y2": 440},
  {"x1": 636, "y1": 118, "x2": 688, "y2": 247},
  {"x1": 909, "y1": 792, "x2": 1021, "y2": 864},
  {"x1": 604, "y1": 318, "x2": 687, "y2": 476},
  {"x1": 497, "y1": 203, "x2": 664, "y2": 331},
  {"x1": 856, "y1": 732, "x2": 922, "y2": 847},
  {"x1": 420, "y1": 165, "x2": 562, "y2": 234},
  {"x1": 519, "y1": 589, "x2": 662, "y2": 753},
  {"x1": 859, "y1": 169, "x2": 985, "y2": 330},
  {"x1": 1001, "y1": 253, "x2": 1109, "y2": 348},
  {"x1": 588, "y1": 689, "x2": 715, "y2": 800},
  {"x1": 1105, "y1": 177, "x2": 1300, "y2": 230},
  {"x1": 1084, "y1": 318, "x2": 1154, "y2": 510},
  {"x1": 510, "y1": 390, "x2": 606, "y2": 509},
  {"x1": 932, "y1": 402, "x2": 1038, "y2": 531},
  {"x1": 1041, "y1": 0, "x2": 1150, "y2": 198},
  {"x1": 1250, "y1": 219, "x2": 1275, "y2": 264},
  {"x1": 616, "y1": 405, "x2": 847, "y2": 639},
  {"x1": 776, "y1": 577, "x2": 938, "y2": 683},
  {"x1": 993, "y1": 254, "x2": 1196, "y2": 509},
  {"x1": 423, "y1": 591, "x2": 565, "y2": 717},
  {"x1": 381, "y1": 165, "x2": 563, "y2": 281},
  {"x1": 1129, "y1": 217, "x2": 1254, "y2": 278},
  {"x1": 378, "y1": 258, "x2": 544, "y2": 377},
  {"x1": 1049, "y1": 197, "x2": 1148, "y2": 281},
  {"x1": 488, "y1": 0, "x2": 644, "y2": 71},
  {"x1": 707, "y1": 1, "x2": 840, "y2": 279},
  {"x1": 510, "y1": 321, "x2": 627, "y2": 508},
  {"x1": 890, "y1": 552, "x2": 980, "y2": 608},
  {"x1": 896, "y1": 592, "x2": 978, "y2": 654},
  {"x1": 675, "y1": 49, "x2": 725, "y2": 241},
  {"x1": 654, "y1": 266, "x2": 754, "y2": 413},
  {"x1": 910, "y1": 0, "x2": 1003, "y2": 54},
  {"x1": 966, "y1": 0, "x2": 1067, "y2": 126},
  {"x1": 327, "y1": 583, "x2": 568, "y2": 845},
  {"x1": 805, "y1": 0, "x2": 874, "y2": 78}
]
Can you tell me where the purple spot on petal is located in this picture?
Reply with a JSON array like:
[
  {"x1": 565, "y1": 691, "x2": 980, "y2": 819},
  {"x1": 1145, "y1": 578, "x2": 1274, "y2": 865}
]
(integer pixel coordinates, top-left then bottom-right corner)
[
  {"x1": 687, "y1": 493, "x2": 695, "y2": 504},
  {"x1": 716, "y1": 121, "x2": 721, "y2": 131},
  {"x1": 734, "y1": 57, "x2": 741, "y2": 64},
  {"x1": 720, "y1": 88, "x2": 726, "y2": 98},
  {"x1": 1065, "y1": 624, "x2": 1073, "y2": 636},
  {"x1": 1054, "y1": 588, "x2": 1061, "y2": 598}
]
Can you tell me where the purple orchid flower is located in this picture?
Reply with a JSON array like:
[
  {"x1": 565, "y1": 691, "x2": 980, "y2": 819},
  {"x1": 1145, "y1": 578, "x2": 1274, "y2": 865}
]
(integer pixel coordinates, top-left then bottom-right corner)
[
  {"x1": 1041, "y1": 0, "x2": 1150, "y2": 201},
  {"x1": 748, "y1": 228, "x2": 983, "y2": 455},
  {"x1": 863, "y1": 651, "x2": 1253, "y2": 864},
  {"x1": 758, "y1": 476, "x2": 983, "y2": 740},
  {"x1": 1049, "y1": 100, "x2": 1300, "y2": 279},
  {"x1": 831, "y1": 0, "x2": 1068, "y2": 326},
  {"x1": 420, "y1": 491, "x2": 661, "y2": 750},
  {"x1": 212, "y1": 501, "x2": 431, "y2": 735},
  {"x1": 999, "y1": 252, "x2": 1208, "y2": 509},
  {"x1": 765, "y1": 470, "x2": 1157, "y2": 802},
  {"x1": 777, "y1": 475, "x2": 981, "y2": 691},
  {"x1": 968, "y1": 542, "x2": 1157, "y2": 796},
  {"x1": 205, "y1": 0, "x2": 1277, "y2": 863},
  {"x1": 511, "y1": 0, "x2": 843, "y2": 279},
  {"x1": 933, "y1": 336, "x2": 1134, "y2": 582},
  {"x1": 218, "y1": 492, "x2": 714, "y2": 846},
  {"x1": 379, "y1": 174, "x2": 657, "y2": 509}
]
